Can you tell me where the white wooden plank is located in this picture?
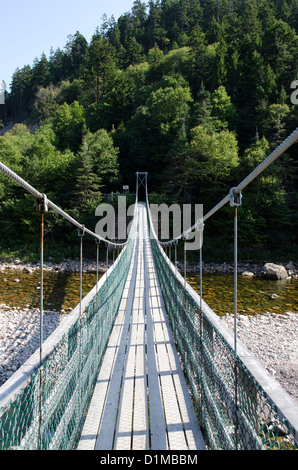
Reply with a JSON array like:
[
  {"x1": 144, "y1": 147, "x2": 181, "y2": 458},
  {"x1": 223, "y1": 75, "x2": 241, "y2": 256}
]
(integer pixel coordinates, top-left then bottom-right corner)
[
  {"x1": 143, "y1": 236, "x2": 168, "y2": 450},
  {"x1": 115, "y1": 306, "x2": 138, "y2": 450},
  {"x1": 78, "y1": 282, "x2": 129, "y2": 450},
  {"x1": 114, "y1": 343, "x2": 135, "y2": 450},
  {"x1": 131, "y1": 225, "x2": 149, "y2": 450},
  {"x1": 95, "y1": 237, "x2": 139, "y2": 450},
  {"x1": 156, "y1": 341, "x2": 188, "y2": 450},
  {"x1": 144, "y1": 206, "x2": 204, "y2": 451},
  {"x1": 78, "y1": 203, "x2": 205, "y2": 452},
  {"x1": 152, "y1": 259, "x2": 206, "y2": 451},
  {"x1": 133, "y1": 321, "x2": 149, "y2": 450}
]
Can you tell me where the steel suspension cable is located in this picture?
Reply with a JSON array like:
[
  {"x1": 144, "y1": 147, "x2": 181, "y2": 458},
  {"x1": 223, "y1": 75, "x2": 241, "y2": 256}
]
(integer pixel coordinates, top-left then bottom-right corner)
[
  {"x1": 0, "y1": 161, "x2": 128, "y2": 248},
  {"x1": 155, "y1": 126, "x2": 298, "y2": 245}
]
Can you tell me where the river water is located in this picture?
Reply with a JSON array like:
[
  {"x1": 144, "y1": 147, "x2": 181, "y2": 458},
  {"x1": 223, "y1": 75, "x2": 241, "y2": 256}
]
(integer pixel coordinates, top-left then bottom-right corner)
[
  {"x1": 0, "y1": 269, "x2": 297, "y2": 316},
  {"x1": 188, "y1": 273, "x2": 298, "y2": 316},
  {"x1": 0, "y1": 269, "x2": 98, "y2": 312}
]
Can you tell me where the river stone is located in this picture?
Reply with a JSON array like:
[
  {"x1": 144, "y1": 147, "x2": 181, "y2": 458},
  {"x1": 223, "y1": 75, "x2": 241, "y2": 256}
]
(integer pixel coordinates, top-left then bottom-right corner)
[
  {"x1": 264, "y1": 263, "x2": 288, "y2": 280},
  {"x1": 241, "y1": 271, "x2": 254, "y2": 277}
]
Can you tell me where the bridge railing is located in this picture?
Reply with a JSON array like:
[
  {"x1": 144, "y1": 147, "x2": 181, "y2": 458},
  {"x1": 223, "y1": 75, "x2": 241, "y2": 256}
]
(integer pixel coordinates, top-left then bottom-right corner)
[
  {"x1": 146, "y1": 128, "x2": 298, "y2": 450},
  {"x1": 0, "y1": 242, "x2": 134, "y2": 450},
  {"x1": 0, "y1": 163, "x2": 138, "y2": 450}
]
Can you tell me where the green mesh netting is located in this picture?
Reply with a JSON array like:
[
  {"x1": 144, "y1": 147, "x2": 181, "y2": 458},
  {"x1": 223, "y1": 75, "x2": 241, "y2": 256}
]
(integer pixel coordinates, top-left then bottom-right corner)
[
  {"x1": 0, "y1": 226, "x2": 136, "y2": 450},
  {"x1": 150, "y1": 233, "x2": 297, "y2": 450},
  {"x1": 1, "y1": 201, "x2": 297, "y2": 451}
]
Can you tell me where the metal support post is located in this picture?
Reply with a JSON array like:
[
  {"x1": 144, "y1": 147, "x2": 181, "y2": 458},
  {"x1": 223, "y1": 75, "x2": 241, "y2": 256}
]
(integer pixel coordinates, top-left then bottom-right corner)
[
  {"x1": 183, "y1": 235, "x2": 188, "y2": 288},
  {"x1": 95, "y1": 239, "x2": 100, "y2": 308},
  {"x1": 174, "y1": 240, "x2": 178, "y2": 270},
  {"x1": 36, "y1": 193, "x2": 48, "y2": 449},
  {"x1": 36, "y1": 194, "x2": 48, "y2": 365},
  {"x1": 229, "y1": 188, "x2": 242, "y2": 357},
  {"x1": 106, "y1": 243, "x2": 109, "y2": 269},
  {"x1": 197, "y1": 220, "x2": 204, "y2": 415},
  {"x1": 230, "y1": 188, "x2": 242, "y2": 449},
  {"x1": 136, "y1": 172, "x2": 148, "y2": 202},
  {"x1": 105, "y1": 243, "x2": 109, "y2": 294},
  {"x1": 197, "y1": 220, "x2": 204, "y2": 312},
  {"x1": 78, "y1": 226, "x2": 85, "y2": 318},
  {"x1": 77, "y1": 225, "x2": 85, "y2": 431}
]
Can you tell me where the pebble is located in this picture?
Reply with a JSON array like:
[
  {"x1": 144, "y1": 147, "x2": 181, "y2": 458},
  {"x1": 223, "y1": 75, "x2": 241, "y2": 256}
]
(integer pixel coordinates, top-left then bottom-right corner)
[{"x1": 220, "y1": 311, "x2": 298, "y2": 403}]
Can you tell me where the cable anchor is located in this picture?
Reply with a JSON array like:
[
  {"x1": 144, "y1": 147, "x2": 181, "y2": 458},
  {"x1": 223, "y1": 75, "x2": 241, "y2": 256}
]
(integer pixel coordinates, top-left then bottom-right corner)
[
  {"x1": 229, "y1": 188, "x2": 242, "y2": 207},
  {"x1": 196, "y1": 219, "x2": 204, "y2": 232},
  {"x1": 36, "y1": 194, "x2": 48, "y2": 213},
  {"x1": 78, "y1": 225, "x2": 85, "y2": 237}
]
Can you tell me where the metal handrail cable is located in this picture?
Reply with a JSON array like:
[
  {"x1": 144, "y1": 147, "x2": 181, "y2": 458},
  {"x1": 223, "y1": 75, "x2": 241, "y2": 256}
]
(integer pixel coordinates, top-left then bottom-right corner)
[
  {"x1": 0, "y1": 160, "x2": 128, "y2": 248},
  {"x1": 155, "y1": 126, "x2": 298, "y2": 245}
]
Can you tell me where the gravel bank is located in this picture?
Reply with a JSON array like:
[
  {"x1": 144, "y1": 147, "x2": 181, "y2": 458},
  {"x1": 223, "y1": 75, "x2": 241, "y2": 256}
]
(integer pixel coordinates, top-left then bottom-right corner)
[
  {"x1": 0, "y1": 258, "x2": 108, "y2": 274},
  {"x1": 220, "y1": 311, "x2": 298, "y2": 403},
  {"x1": 0, "y1": 304, "x2": 65, "y2": 386}
]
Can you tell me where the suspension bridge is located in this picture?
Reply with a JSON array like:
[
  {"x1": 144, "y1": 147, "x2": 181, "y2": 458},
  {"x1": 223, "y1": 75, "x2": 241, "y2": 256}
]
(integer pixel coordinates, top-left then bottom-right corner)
[{"x1": 0, "y1": 129, "x2": 298, "y2": 451}]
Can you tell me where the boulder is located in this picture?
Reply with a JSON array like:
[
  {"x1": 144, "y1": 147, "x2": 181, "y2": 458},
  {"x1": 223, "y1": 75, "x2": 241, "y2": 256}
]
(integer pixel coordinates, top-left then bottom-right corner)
[
  {"x1": 241, "y1": 271, "x2": 254, "y2": 277},
  {"x1": 264, "y1": 263, "x2": 288, "y2": 280}
]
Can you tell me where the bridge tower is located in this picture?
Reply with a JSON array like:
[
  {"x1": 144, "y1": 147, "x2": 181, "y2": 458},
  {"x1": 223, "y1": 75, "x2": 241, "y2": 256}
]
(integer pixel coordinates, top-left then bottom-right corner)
[{"x1": 136, "y1": 172, "x2": 148, "y2": 201}]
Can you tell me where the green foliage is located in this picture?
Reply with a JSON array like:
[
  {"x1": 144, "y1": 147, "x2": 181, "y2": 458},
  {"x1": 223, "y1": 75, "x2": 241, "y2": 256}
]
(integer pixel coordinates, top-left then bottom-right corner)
[
  {"x1": 80, "y1": 129, "x2": 119, "y2": 189},
  {"x1": 184, "y1": 126, "x2": 239, "y2": 185},
  {"x1": 0, "y1": 0, "x2": 297, "y2": 261},
  {"x1": 52, "y1": 101, "x2": 86, "y2": 152}
]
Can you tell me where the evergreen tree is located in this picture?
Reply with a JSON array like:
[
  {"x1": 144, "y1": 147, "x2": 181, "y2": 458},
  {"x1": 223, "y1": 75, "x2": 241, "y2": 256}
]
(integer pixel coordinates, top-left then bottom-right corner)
[
  {"x1": 88, "y1": 35, "x2": 117, "y2": 103},
  {"x1": 73, "y1": 142, "x2": 102, "y2": 214}
]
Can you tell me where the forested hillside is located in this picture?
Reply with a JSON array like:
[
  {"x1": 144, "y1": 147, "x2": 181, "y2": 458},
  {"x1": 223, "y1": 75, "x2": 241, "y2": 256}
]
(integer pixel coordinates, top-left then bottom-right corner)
[{"x1": 0, "y1": 0, "x2": 297, "y2": 261}]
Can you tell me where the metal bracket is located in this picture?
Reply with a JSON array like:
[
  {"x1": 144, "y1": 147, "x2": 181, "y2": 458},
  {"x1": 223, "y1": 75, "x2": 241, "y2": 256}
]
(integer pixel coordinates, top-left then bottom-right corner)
[
  {"x1": 36, "y1": 194, "x2": 48, "y2": 213},
  {"x1": 78, "y1": 225, "x2": 85, "y2": 237},
  {"x1": 196, "y1": 219, "x2": 204, "y2": 232},
  {"x1": 229, "y1": 188, "x2": 242, "y2": 207}
]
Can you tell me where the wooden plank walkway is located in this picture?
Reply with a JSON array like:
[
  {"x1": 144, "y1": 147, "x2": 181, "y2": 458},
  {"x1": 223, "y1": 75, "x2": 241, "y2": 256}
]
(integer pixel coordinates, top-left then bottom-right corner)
[{"x1": 78, "y1": 203, "x2": 205, "y2": 451}]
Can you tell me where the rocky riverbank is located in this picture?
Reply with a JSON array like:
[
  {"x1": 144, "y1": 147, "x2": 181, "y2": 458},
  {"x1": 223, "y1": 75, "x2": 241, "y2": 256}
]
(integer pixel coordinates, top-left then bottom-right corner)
[
  {"x1": 220, "y1": 311, "x2": 298, "y2": 404},
  {"x1": 0, "y1": 257, "x2": 297, "y2": 405},
  {"x1": 1, "y1": 257, "x2": 298, "y2": 279},
  {"x1": 0, "y1": 304, "x2": 65, "y2": 385},
  {"x1": 0, "y1": 257, "x2": 109, "y2": 274},
  {"x1": 185, "y1": 260, "x2": 298, "y2": 279},
  {"x1": 0, "y1": 302, "x2": 297, "y2": 404}
]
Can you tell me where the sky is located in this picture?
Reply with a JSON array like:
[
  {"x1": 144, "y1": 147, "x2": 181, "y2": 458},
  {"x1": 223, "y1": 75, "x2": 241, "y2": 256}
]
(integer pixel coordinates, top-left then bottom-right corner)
[{"x1": 0, "y1": 0, "x2": 137, "y2": 91}]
